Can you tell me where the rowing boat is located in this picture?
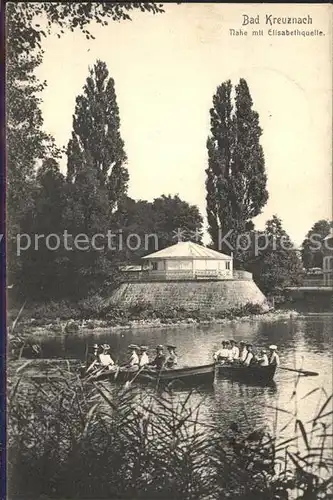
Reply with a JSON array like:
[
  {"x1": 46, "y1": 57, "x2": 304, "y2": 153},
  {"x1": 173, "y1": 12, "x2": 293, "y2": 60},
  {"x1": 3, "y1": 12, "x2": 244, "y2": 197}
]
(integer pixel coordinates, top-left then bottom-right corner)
[
  {"x1": 216, "y1": 363, "x2": 277, "y2": 384},
  {"x1": 89, "y1": 363, "x2": 216, "y2": 386}
]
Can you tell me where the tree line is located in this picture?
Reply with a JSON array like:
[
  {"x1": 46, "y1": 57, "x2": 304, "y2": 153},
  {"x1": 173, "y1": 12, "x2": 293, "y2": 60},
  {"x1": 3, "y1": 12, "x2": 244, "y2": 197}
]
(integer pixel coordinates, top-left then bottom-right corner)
[{"x1": 6, "y1": 3, "x2": 331, "y2": 304}]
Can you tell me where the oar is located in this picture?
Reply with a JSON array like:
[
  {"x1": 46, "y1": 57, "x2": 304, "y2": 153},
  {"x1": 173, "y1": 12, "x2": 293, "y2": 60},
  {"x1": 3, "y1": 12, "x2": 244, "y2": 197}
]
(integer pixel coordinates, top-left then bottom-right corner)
[
  {"x1": 91, "y1": 363, "x2": 117, "y2": 379},
  {"x1": 279, "y1": 367, "x2": 319, "y2": 377},
  {"x1": 11, "y1": 300, "x2": 27, "y2": 335},
  {"x1": 124, "y1": 365, "x2": 146, "y2": 389},
  {"x1": 86, "y1": 359, "x2": 98, "y2": 374}
]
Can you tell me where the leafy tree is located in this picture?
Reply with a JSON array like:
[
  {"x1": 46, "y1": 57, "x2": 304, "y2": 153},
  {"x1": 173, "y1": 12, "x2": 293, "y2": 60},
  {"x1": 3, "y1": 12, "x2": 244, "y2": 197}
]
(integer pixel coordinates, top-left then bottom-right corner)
[
  {"x1": 246, "y1": 215, "x2": 303, "y2": 295},
  {"x1": 6, "y1": 5, "x2": 58, "y2": 284},
  {"x1": 206, "y1": 79, "x2": 268, "y2": 259},
  {"x1": 117, "y1": 197, "x2": 156, "y2": 262},
  {"x1": 7, "y1": 3, "x2": 165, "y2": 56},
  {"x1": 152, "y1": 195, "x2": 203, "y2": 250},
  {"x1": 119, "y1": 195, "x2": 204, "y2": 263},
  {"x1": 301, "y1": 219, "x2": 333, "y2": 269},
  {"x1": 6, "y1": 2, "x2": 164, "y2": 295},
  {"x1": 18, "y1": 159, "x2": 68, "y2": 299}
]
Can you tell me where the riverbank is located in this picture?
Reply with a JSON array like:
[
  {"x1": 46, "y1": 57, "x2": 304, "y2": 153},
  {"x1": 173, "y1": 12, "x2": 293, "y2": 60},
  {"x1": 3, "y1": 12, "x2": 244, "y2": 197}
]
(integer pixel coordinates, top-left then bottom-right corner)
[{"x1": 9, "y1": 307, "x2": 299, "y2": 340}]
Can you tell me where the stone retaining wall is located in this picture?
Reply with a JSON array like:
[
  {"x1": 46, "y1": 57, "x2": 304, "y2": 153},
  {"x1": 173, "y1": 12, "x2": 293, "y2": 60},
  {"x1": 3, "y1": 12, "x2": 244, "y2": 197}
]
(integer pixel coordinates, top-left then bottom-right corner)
[{"x1": 108, "y1": 280, "x2": 269, "y2": 313}]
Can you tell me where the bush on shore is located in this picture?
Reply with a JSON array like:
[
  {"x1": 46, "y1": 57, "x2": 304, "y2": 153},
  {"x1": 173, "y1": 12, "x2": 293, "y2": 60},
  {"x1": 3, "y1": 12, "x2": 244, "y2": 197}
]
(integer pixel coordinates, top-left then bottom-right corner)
[{"x1": 13, "y1": 299, "x2": 266, "y2": 330}]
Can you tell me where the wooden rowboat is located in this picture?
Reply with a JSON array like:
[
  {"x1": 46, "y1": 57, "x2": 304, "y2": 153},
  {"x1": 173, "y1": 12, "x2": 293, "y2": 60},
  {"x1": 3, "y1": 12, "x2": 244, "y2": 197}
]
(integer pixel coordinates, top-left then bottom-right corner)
[
  {"x1": 216, "y1": 363, "x2": 277, "y2": 384},
  {"x1": 89, "y1": 363, "x2": 216, "y2": 386}
]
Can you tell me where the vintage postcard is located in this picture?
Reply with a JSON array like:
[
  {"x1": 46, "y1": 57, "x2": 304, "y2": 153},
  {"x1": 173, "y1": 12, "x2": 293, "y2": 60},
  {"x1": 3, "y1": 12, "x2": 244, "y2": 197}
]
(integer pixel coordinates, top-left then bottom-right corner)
[{"x1": 4, "y1": 2, "x2": 332, "y2": 499}]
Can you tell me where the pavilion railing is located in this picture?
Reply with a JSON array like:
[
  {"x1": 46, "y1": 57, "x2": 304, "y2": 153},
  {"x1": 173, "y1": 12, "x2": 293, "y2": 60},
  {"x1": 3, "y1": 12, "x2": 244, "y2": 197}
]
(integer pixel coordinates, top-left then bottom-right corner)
[{"x1": 119, "y1": 269, "x2": 253, "y2": 282}]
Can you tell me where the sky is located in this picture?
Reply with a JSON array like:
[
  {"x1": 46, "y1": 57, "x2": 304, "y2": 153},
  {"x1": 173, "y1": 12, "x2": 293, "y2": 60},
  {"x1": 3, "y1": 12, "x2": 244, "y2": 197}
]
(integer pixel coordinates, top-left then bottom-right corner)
[{"x1": 35, "y1": 3, "x2": 332, "y2": 246}]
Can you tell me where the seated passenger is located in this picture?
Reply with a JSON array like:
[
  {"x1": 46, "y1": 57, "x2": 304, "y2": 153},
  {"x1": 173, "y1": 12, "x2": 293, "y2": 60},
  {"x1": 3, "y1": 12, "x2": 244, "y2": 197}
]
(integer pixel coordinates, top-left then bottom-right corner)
[
  {"x1": 243, "y1": 344, "x2": 254, "y2": 366},
  {"x1": 86, "y1": 344, "x2": 100, "y2": 372},
  {"x1": 229, "y1": 339, "x2": 239, "y2": 361},
  {"x1": 268, "y1": 345, "x2": 280, "y2": 367},
  {"x1": 214, "y1": 341, "x2": 232, "y2": 363},
  {"x1": 125, "y1": 344, "x2": 140, "y2": 371},
  {"x1": 165, "y1": 344, "x2": 178, "y2": 369},
  {"x1": 98, "y1": 344, "x2": 115, "y2": 370},
  {"x1": 139, "y1": 346, "x2": 150, "y2": 368},
  {"x1": 256, "y1": 349, "x2": 269, "y2": 366},
  {"x1": 239, "y1": 341, "x2": 248, "y2": 363},
  {"x1": 148, "y1": 345, "x2": 166, "y2": 370}
]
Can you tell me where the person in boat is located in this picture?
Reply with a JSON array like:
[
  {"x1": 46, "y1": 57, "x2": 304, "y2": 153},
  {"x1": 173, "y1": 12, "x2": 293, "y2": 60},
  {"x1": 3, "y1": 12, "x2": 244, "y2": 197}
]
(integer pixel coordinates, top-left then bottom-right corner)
[
  {"x1": 243, "y1": 343, "x2": 254, "y2": 366},
  {"x1": 98, "y1": 344, "x2": 115, "y2": 370},
  {"x1": 256, "y1": 349, "x2": 269, "y2": 367},
  {"x1": 125, "y1": 344, "x2": 140, "y2": 372},
  {"x1": 238, "y1": 341, "x2": 248, "y2": 363},
  {"x1": 148, "y1": 345, "x2": 166, "y2": 371},
  {"x1": 229, "y1": 339, "x2": 239, "y2": 361},
  {"x1": 165, "y1": 344, "x2": 178, "y2": 369},
  {"x1": 85, "y1": 344, "x2": 100, "y2": 374},
  {"x1": 213, "y1": 341, "x2": 232, "y2": 364},
  {"x1": 139, "y1": 346, "x2": 150, "y2": 368},
  {"x1": 268, "y1": 345, "x2": 280, "y2": 367}
]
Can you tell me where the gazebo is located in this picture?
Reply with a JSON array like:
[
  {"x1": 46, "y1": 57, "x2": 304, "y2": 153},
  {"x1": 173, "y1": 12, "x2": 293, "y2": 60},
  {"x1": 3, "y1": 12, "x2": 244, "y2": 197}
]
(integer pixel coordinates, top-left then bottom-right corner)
[{"x1": 141, "y1": 241, "x2": 233, "y2": 280}]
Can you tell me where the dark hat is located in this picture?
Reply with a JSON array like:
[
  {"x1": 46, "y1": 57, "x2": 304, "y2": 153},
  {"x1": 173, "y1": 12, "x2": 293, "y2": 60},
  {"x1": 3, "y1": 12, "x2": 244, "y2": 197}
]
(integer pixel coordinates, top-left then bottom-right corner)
[
  {"x1": 246, "y1": 343, "x2": 252, "y2": 348},
  {"x1": 239, "y1": 341, "x2": 246, "y2": 345},
  {"x1": 230, "y1": 339, "x2": 236, "y2": 344},
  {"x1": 225, "y1": 339, "x2": 230, "y2": 344},
  {"x1": 156, "y1": 345, "x2": 164, "y2": 351},
  {"x1": 166, "y1": 344, "x2": 176, "y2": 350}
]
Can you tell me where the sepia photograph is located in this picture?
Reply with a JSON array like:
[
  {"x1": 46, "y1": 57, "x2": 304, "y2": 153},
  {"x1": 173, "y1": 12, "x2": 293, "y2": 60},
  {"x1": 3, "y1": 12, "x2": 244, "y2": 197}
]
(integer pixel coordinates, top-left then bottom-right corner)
[{"x1": 4, "y1": 2, "x2": 333, "y2": 499}]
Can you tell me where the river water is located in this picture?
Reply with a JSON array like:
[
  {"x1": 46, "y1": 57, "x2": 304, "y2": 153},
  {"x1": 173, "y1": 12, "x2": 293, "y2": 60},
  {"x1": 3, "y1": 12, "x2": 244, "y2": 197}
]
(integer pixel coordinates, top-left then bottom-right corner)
[{"x1": 36, "y1": 312, "x2": 333, "y2": 440}]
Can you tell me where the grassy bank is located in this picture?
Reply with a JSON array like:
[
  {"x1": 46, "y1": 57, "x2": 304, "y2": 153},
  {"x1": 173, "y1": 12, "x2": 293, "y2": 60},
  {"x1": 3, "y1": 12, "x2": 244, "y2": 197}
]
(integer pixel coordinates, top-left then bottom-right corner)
[
  {"x1": 7, "y1": 363, "x2": 332, "y2": 500},
  {"x1": 8, "y1": 299, "x2": 296, "y2": 336}
]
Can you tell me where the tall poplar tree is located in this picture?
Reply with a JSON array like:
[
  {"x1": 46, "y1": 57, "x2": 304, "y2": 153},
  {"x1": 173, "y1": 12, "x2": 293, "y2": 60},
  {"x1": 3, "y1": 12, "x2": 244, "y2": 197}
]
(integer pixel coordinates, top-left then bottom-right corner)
[
  {"x1": 65, "y1": 61, "x2": 128, "y2": 297},
  {"x1": 206, "y1": 78, "x2": 268, "y2": 258},
  {"x1": 67, "y1": 59, "x2": 128, "y2": 212}
]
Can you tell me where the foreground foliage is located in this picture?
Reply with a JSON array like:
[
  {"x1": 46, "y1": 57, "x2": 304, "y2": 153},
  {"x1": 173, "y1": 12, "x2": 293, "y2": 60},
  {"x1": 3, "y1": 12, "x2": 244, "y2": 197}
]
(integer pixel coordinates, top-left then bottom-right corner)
[{"x1": 8, "y1": 365, "x2": 333, "y2": 499}]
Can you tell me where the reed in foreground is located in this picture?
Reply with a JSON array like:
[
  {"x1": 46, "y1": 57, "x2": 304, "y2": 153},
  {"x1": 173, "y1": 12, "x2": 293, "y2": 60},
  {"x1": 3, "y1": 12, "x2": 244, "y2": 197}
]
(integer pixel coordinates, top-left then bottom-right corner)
[{"x1": 7, "y1": 364, "x2": 333, "y2": 500}]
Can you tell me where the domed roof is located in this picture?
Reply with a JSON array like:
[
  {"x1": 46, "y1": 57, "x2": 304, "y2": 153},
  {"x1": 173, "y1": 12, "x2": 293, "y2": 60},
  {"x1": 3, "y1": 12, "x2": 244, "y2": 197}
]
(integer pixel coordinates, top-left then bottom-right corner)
[{"x1": 142, "y1": 241, "x2": 231, "y2": 260}]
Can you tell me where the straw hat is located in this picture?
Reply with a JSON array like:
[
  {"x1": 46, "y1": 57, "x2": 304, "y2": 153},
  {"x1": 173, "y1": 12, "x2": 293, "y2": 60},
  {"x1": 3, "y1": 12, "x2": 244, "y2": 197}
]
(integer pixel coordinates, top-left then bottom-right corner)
[
  {"x1": 101, "y1": 344, "x2": 110, "y2": 351},
  {"x1": 269, "y1": 345, "x2": 277, "y2": 350},
  {"x1": 156, "y1": 345, "x2": 164, "y2": 351},
  {"x1": 166, "y1": 344, "x2": 176, "y2": 350},
  {"x1": 140, "y1": 345, "x2": 148, "y2": 351},
  {"x1": 92, "y1": 344, "x2": 99, "y2": 349},
  {"x1": 128, "y1": 344, "x2": 139, "y2": 350}
]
